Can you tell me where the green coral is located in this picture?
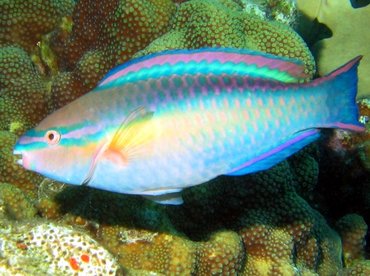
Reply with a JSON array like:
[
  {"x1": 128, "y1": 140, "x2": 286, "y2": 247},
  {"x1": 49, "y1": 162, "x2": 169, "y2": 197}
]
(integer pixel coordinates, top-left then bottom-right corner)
[
  {"x1": 341, "y1": 260, "x2": 370, "y2": 275},
  {"x1": 0, "y1": 183, "x2": 37, "y2": 220}
]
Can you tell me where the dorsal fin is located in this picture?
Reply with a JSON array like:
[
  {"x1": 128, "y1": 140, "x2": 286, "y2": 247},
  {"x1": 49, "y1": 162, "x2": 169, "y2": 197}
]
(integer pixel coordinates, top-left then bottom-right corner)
[{"x1": 97, "y1": 48, "x2": 310, "y2": 89}]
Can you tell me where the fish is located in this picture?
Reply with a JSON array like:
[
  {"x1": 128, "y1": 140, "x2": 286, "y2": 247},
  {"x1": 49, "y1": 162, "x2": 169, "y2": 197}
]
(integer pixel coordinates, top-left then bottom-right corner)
[{"x1": 13, "y1": 48, "x2": 364, "y2": 205}]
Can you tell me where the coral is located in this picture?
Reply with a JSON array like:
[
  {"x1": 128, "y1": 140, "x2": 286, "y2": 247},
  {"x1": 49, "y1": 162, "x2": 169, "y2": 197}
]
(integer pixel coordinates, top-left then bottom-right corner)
[
  {"x1": 0, "y1": 183, "x2": 37, "y2": 220},
  {"x1": 195, "y1": 231, "x2": 245, "y2": 275},
  {"x1": 98, "y1": 226, "x2": 245, "y2": 275},
  {"x1": 1, "y1": 0, "x2": 368, "y2": 274},
  {"x1": 240, "y1": 0, "x2": 298, "y2": 25},
  {"x1": 335, "y1": 214, "x2": 368, "y2": 267},
  {"x1": 138, "y1": 0, "x2": 315, "y2": 77},
  {"x1": 98, "y1": 226, "x2": 196, "y2": 274},
  {"x1": 296, "y1": 0, "x2": 370, "y2": 98},
  {"x1": 49, "y1": 0, "x2": 177, "y2": 109},
  {"x1": 0, "y1": 0, "x2": 75, "y2": 52},
  {"x1": 234, "y1": 162, "x2": 343, "y2": 275},
  {"x1": 0, "y1": 219, "x2": 120, "y2": 275},
  {"x1": 0, "y1": 46, "x2": 49, "y2": 132},
  {"x1": 0, "y1": 131, "x2": 42, "y2": 197},
  {"x1": 288, "y1": 146, "x2": 319, "y2": 203},
  {"x1": 340, "y1": 260, "x2": 370, "y2": 275},
  {"x1": 35, "y1": 179, "x2": 66, "y2": 219}
]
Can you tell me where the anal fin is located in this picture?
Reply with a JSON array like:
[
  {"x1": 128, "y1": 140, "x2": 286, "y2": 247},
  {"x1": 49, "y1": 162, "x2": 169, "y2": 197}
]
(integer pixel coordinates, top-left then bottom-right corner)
[{"x1": 143, "y1": 191, "x2": 184, "y2": 205}]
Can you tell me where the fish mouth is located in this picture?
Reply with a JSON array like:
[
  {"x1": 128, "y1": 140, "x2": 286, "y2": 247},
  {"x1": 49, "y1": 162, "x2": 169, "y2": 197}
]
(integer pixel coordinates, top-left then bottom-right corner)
[{"x1": 13, "y1": 150, "x2": 23, "y2": 166}]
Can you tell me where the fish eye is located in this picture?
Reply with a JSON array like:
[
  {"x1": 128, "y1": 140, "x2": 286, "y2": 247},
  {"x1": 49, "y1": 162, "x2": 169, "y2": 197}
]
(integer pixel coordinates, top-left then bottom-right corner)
[{"x1": 45, "y1": 130, "x2": 61, "y2": 145}]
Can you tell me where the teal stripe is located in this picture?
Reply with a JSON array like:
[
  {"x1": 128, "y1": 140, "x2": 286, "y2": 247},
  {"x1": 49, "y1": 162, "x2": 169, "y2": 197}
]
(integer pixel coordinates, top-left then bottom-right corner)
[
  {"x1": 96, "y1": 60, "x2": 298, "y2": 92},
  {"x1": 20, "y1": 123, "x2": 116, "y2": 151},
  {"x1": 26, "y1": 122, "x2": 89, "y2": 138}
]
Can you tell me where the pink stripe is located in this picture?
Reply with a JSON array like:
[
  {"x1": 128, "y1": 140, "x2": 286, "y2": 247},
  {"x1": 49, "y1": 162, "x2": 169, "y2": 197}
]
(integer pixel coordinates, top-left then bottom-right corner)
[
  {"x1": 64, "y1": 125, "x2": 101, "y2": 139},
  {"x1": 229, "y1": 129, "x2": 319, "y2": 173},
  {"x1": 307, "y1": 56, "x2": 362, "y2": 87},
  {"x1": 321, "y1": 122, "x2": 365, "y2": 132},
  {"x1": 99, "y1": 51, "x2": 309, "y2": 86},
  {"x1": 19, "y1": 136, "x2": 44, "y2": 144}
]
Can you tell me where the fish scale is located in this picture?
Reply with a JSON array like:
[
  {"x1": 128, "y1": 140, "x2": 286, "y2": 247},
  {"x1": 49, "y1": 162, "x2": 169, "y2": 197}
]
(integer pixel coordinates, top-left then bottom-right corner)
[{"x1": 14, "y1": 48, "x2": 364, "y2": 204}]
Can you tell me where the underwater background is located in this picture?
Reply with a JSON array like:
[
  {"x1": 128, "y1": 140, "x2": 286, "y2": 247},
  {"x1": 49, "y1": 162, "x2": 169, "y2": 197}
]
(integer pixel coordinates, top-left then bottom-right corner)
[{"x1": 0, "y1": 0, "x2": 369, "y2": 275}]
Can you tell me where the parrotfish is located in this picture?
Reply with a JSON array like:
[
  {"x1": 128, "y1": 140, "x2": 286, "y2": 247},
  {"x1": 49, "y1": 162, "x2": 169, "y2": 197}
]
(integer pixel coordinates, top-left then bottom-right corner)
[{"x1": 13, "y1": 48, "x2": 364, "y2": 204}]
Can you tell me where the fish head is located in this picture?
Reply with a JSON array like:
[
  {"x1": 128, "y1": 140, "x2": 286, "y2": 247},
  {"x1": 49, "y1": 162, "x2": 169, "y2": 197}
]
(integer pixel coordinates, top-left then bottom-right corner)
[{"x1": 13, "y1": 109, "x2": 101, "y2": 185}]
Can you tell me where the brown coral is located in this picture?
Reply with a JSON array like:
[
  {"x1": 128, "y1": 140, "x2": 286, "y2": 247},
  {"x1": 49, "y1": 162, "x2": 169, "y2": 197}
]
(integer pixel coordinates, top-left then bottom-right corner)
[
  {"x1": 336, "y1": 214, "x2": 368, "y2": 267},
  {"x1": 195, "y1": 231, "x2": 244, "y2": 275},
  {"x1": 0, "y1": 46, "x2": 49, "y2": 132},
  {"x1": 98, "y1": 226, "x2": 246, "y2": 275},
  {"x1": 99, "y1": 226, "x2": 196, "y2": 274},
  {"x1": 49, "y1": 0, "x2": 177, "y2": 109},
  {"x1": 0, "y1": 0, "x2": 74, "y2": 52}
]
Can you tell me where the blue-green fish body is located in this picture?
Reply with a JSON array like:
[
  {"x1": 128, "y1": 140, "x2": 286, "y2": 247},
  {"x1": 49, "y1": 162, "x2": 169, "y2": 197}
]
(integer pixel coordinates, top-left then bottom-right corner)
[{"x1": 14, "y1": 48, "x2": 364, "y2": 204}]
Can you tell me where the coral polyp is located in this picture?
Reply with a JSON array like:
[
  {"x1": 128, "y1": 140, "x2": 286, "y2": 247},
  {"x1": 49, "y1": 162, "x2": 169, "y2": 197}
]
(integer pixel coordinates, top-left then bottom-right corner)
[{"x1": 0, "y1": 0, "x2": 368, "y2": 274}]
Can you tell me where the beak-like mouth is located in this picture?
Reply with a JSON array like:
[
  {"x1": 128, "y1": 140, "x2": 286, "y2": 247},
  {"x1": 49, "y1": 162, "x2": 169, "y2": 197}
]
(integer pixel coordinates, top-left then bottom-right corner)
[{"x1": 13, "y1": 150, "x2": 23, "y2": 166}]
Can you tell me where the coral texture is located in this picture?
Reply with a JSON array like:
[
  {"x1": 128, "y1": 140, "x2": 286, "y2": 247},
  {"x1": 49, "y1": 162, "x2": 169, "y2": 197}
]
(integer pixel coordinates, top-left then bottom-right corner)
[
  {"x1": 0, "y1": 0, "x2": 368, "y2": 275},
  {"x1": 336, "y1": 214, "x2": 368, "y2": 267},
  {"x1": 138, "y1": 0, "x2": 315, "y2": 77},
  {"x1": 0, "y1": 220, "x2": 120, "y2": 275},
  {"x1": 0, "y1": 0, "x2": 74, "y2": 51}
]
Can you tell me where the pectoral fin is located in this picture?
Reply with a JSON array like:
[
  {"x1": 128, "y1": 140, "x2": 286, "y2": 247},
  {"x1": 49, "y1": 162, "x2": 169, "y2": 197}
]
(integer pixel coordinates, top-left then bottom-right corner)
[{"x1": 81, "y1": 106, "x2": 155, "y2": 186}]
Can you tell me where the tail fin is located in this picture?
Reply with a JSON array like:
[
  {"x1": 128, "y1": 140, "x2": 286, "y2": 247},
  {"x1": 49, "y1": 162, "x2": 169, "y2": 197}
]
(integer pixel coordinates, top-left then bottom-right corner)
[{"x1": 313, "y1": 56, "x2": 364, "y2": 132}]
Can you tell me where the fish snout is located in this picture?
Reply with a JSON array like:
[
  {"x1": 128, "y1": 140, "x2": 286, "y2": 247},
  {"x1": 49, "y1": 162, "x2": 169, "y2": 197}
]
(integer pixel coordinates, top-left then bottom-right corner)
[{"x1": 13, "y1": 149, "x2": 24, "y2": 166}]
